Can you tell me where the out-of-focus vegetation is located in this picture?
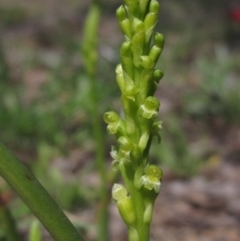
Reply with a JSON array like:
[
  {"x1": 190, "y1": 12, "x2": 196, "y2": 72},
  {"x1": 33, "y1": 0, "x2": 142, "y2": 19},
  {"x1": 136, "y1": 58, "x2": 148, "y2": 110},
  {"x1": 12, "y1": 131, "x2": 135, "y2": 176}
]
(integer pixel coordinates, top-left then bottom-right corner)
[{"x1": 0, "y1": 0, "x2": 240, "y2": 240}]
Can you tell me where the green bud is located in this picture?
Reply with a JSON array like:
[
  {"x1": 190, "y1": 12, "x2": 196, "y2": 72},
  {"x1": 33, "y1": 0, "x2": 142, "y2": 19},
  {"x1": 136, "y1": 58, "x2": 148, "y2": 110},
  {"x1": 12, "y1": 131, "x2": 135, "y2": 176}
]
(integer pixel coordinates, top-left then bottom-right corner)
[
  {"x1": 131, "y1": 18, "x2": 145, "y2": 67},
  {"x1": 139, "y1": 0, "x2": 151, "y2": 16},
  {"x1": 149, "y1": 45, "x2": 161, "y2": 64},
  {"x1": 138, "y1": 132, "x2": 150, "y2": 151},
  {"x1": 149, "y1": 0, "x2": 160, "y2": 14},
  {"x1": 133, "y1": 18, "x2": 144, "y2": 33},
  {"x1": 153, "y1": 69, "x2": 164, "y2": 83},
  {"x1": 117, "y1": 196, "x2": 136, "y2": 226},
  {"x1": 116, "y1": 5, "x2": 127, "y2": 22},
  {"x1": 132, "y1": 33, "x2": 145, "y2": 67},
  {"x1": 144, "y1": 12, "x2": 158, "y2": 43},
  {"x1": 116, "y1": 65, "x2": 125, "y2": 93},
  {"x1": 123, "y1": 77, "x2": 138, "y2": 101},
  {"x1": 144, "y1": 12, "x2": 158, "y2": 31},
  {"x1": 138, "y1": 69, "x2": 154, "y2": 103},
  {"x1": 143, "y1": 203, "x2": 153, "y2": 223},
  {"x1": 154, "y1": 32, "x2": 165, "y2": 48},
  {"x1": 120, "y1": 41, "x2": 134, "y2": 78},
  {"x1": 120, "y1": 19, "x2": 132, "y2": 39},
  {"x1": 116, "y1": 6, "x2": 132, "y2": 39},
  {"x1": 148, "y1": 69, "x2": 163, "y2": 96},
  {"x1": 124, "y1": 0, "x2": 138, "y2": 17},
  {"x1": 112, "y1": 183, "x2": 128, "y2": 201},
  {"x1": 140, "y1": 56, "x2": 154, "y2": 69}
]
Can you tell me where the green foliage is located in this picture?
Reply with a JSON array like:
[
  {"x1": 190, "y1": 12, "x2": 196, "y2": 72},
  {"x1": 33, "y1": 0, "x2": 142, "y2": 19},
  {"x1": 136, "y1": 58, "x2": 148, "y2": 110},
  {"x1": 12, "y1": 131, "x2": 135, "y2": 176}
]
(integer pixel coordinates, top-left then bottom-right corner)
[
  {"x1": 152, "y1": 115, "x2": 203, "y2": 177},
  {"x1": 183, "y1": 46, "x2": 240, "y2": 123},
  {"x1": 0, "y1": 6, "x2": 28, "y2": 27}
]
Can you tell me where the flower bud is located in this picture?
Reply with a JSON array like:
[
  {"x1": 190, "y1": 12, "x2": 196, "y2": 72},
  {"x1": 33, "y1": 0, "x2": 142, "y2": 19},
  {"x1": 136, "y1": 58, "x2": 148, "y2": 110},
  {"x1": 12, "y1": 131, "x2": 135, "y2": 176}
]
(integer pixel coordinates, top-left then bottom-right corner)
[
  {"x1": 116, "y1": 72, "x2": 125, "y2": 93},
  {"x1": 154, "y1": 32, "x2": 165, "y2": 48},
  {"x1": 112, "y1": 183, "x2": 127, "y2": 201},
  {"x1": 116, "y1": 6, "x2": 132, "y2": 39},
  {"x1": 140, "y1": 56, "x2": 154, "y2": 69},
  {"x1": 144, "y1": 12, "x2": 158, "y2": 32},
  {"x1": 112, "y1": 184, "x2": 136, "y2": 226},
  {"x1": 144, "y1": 12, "x2": 158, "y2": 43},
  {"x1": 143, "y1": 203, "x2": 153, "y2": 223},
  {"x1": 149, "y1": 45, "x2": 161, "y2": 64},
  {"x1": 116, "y1": 5, "x2": 127, "y2": 22},
  {"x1": 153, "y1": 69, "x2": 164, "y2": 83},
  {"x1": 149, "y1": 0, "x2": 160, "y2": 14},
  {"x1": 120, "y1": 42, "x2": 134, "y2": 78},
  {"x1": 132, "y1": 19, "x2": 145, "y2": 67},
  {"x1": 120, "y1": 19, "x2": 132, "y2": 39},
  {"x1": 124, "y1": 0, "x2": 138, "y2": 17},
  {"x1": 140, "y1": 0, "x2": 151, "y2": 16},
  {"x1": 138, "y1": 132, "x2": 149, "y2": 151},
  {"x1": 117, "y1": 196, "x2": 136, "y2": 226},
  {"x1": 133, "y1": 18, "x2": 144, "y2": 33}
]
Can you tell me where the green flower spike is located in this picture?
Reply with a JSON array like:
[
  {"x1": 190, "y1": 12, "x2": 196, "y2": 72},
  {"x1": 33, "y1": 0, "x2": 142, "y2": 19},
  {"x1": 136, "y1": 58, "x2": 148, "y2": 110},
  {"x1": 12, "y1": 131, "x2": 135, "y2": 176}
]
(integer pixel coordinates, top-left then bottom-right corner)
[{"x1": 104, "y1": 0, "x2": 165, "y2": 240}]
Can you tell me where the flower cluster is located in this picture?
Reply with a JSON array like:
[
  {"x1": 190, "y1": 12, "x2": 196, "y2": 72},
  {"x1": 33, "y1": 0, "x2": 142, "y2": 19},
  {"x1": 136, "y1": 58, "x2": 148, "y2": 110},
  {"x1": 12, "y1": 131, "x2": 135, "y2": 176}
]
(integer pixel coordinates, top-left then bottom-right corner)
[{"x1": 104, "y1": 0, "x2": 164, "y2": 240}]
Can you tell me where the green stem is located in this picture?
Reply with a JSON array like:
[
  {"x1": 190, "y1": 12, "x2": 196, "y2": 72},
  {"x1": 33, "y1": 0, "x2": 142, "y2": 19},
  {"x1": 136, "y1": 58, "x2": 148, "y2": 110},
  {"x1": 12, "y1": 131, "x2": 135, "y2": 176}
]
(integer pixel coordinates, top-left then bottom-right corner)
[
  {"x1": 0, "y1": 205, "x2": 21, "y2": 241},
  {"x1": 132, "y1": 189, "x2": 149, "y2": 241},
  {"x1": 89, "y1": 72, "x2": 109, "y2": 241},
  {"x1": 0, "y1": 143, "x2": 85, "y2": 241}
]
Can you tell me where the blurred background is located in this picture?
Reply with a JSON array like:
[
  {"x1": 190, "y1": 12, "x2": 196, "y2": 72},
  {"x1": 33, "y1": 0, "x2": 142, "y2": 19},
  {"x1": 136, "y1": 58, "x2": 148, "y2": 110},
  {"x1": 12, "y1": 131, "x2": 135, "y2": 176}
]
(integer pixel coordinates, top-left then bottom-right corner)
[{"x1": 0, "y1": 0, "x2": 240, "y2": 241}]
